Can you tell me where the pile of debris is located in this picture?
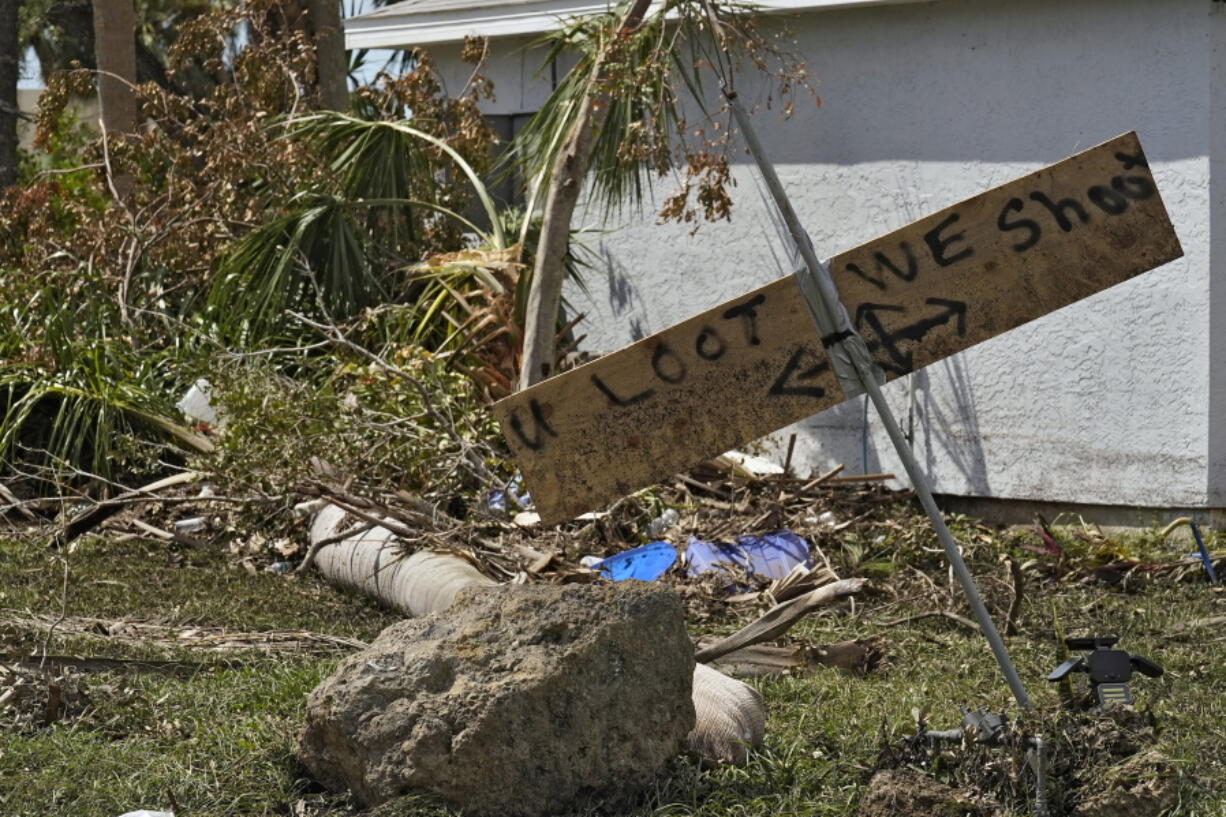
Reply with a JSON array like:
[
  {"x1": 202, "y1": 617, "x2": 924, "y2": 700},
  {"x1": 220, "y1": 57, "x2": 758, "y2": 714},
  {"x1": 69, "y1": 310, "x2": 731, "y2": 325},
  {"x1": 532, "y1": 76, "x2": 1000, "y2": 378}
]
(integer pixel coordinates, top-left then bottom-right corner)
[
  {"x1": 865, "y1": 706, "x2": 1177, "y2": 817},
  {"x1": 0, "y1": 662, "x2": 92, "y2": 731},
  {"x1": 288, "y1": 453, "x2": 886, "y2": 813},
  {"x1": 9, "y1": 444, "x2": 1215, "y2": 815}
]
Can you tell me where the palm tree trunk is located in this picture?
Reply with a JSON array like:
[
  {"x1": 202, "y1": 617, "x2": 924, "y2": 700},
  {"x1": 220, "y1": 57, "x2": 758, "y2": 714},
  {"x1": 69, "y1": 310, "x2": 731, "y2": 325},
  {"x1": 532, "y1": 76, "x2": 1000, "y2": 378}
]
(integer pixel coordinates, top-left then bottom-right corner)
[
  {"x1": 516, "y1": 0, "x2": 654, "y2": 390},
  {"x1": 0, "y1": 0, "x2": 19, "y2": 189},
  {"x1": 91, "y1": 0, "x2": 137, "y2": 198},
  {"x1": 307, "y1": 0, "x2": 348, "y2": 111}
]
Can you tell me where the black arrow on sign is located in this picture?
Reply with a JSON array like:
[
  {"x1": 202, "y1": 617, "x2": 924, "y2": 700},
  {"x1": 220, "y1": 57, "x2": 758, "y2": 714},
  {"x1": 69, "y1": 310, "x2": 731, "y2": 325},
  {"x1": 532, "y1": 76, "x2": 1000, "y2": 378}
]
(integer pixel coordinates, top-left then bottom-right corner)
[
  {"x1": 854, "y1": 297, "x2": 968, "y2": 375},
  {"x1": 768, "y1": 346, "x2": 830, "y2": 399}
]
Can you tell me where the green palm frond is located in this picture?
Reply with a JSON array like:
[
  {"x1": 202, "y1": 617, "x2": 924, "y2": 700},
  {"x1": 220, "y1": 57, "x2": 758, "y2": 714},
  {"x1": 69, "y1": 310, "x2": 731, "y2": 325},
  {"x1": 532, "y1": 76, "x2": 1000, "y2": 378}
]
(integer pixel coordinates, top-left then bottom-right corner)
[
  {"x1": 210, "y1": 192, "x2": 378, "y2": 342},
  {"x1": 209, "y1": 112, "x2": 513, "y2": 344},
  {"x1": 0, "y1": 287, "x2": 208, "y2": 482},
  {"x1": 506, "y1": 3, "x2": 690, "y2": 218},
  {"x1": 210, "y1": 191, "x2": 498, "y2": 344},
  {"x1": 287, "y1": 112, "x2": 507, "y2": 250}
]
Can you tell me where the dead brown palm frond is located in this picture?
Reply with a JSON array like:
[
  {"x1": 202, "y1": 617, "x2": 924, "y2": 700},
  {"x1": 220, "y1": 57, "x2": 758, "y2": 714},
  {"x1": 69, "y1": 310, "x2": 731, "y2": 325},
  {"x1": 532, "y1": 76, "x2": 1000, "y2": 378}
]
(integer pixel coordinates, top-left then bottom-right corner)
[{"x1": 362, "y1": 247, "x2": 527, "y2": 401}]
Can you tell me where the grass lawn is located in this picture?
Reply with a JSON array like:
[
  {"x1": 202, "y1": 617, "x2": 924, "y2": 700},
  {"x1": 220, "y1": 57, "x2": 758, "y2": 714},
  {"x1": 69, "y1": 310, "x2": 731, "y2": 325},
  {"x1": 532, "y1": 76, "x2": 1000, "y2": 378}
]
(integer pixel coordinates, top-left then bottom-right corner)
[{"x1": 1, "y1": 512, "x2": 1223, "y2": 817}]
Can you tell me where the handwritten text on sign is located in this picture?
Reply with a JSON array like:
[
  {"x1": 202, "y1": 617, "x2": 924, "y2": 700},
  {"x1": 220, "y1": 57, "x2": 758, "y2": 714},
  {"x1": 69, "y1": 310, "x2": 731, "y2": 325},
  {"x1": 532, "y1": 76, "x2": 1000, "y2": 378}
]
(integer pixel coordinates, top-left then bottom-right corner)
[{"x1": 494, "y1": 132, "x2": 1183, "y2": 524}]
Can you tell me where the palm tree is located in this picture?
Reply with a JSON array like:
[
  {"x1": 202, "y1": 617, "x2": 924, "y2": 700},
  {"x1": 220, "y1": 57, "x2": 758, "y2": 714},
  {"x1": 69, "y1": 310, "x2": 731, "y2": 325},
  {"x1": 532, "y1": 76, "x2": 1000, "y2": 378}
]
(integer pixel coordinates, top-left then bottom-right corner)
[
  {"x1": 0, "y1": 0, "x2": 19, "y2": 189},
  {"x1": 516, "y1": 0, "x2": 653, "y2": 389},
  {"x1": 307, "y1": 0, "x2": 348, "y2": 111},
  {"x1": 508, "y1": 0, "x2": 813, "y2": 391}
]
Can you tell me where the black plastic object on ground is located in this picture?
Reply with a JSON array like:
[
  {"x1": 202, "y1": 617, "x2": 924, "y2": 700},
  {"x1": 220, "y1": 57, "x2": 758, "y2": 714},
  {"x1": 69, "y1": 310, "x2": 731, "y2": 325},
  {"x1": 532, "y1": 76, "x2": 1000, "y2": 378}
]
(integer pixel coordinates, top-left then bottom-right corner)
[{"x1": 1047, "y1": 636, "x2": 1163, "y2": 708}]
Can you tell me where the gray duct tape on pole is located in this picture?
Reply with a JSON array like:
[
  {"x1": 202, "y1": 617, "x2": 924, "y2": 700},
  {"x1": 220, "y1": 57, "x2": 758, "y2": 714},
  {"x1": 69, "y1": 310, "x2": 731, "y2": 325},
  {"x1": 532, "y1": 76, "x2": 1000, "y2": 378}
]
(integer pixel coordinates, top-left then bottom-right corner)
[{"x1": 726, "y1": 88, "x2": 1033, "y2": 712}]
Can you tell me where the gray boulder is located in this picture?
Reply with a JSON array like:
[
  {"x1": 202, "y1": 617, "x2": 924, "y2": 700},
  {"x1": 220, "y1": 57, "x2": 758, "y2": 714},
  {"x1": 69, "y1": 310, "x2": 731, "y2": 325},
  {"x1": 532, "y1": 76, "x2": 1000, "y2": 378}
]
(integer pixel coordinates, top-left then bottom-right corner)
[{"x1": 298, "y1": 582, "x2": 696, "y2": 815}]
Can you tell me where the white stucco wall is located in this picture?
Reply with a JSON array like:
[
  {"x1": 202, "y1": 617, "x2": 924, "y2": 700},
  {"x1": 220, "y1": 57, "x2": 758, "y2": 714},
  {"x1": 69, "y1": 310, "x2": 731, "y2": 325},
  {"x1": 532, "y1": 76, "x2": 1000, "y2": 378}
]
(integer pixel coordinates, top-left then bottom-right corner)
[
  {"x1": 548, "y1": 0, "x2": 1216, "y2": 510},
  {"x1": 427, "y1": 35, "x2": 576, "y2": 116}
]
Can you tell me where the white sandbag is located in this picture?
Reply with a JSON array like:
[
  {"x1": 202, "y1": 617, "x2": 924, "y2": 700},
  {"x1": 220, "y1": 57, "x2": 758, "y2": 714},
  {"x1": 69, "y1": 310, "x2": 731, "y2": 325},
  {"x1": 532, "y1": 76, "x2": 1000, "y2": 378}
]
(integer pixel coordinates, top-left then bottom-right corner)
[
  {"x1": 688, "y1": 662, "x2": 767, "y2": 764},
  {"x1": 309, "y1": 504, "x2": 495, "y2": 617}
]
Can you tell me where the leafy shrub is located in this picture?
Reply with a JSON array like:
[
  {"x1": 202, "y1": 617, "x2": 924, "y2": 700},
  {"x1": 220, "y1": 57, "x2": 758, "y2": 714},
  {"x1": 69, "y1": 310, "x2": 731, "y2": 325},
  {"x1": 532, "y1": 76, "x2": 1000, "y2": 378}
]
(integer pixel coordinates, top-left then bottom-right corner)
[
  {"x1": 210, "y1": 343, "x2": 504, "y2": 518},
  {"x1": 0, "y1": 1, "x2": 503, "y2": 491}
]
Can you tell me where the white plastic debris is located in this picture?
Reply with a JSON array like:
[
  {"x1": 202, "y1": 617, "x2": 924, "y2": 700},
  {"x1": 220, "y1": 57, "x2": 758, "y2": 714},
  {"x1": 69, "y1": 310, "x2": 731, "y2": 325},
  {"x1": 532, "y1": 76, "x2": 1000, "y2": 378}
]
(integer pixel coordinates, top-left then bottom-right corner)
[
  {"x1": 715, "y1": 449, "x2": 785, "y2": 477},
  {"x1": 293, "y1": 498, "x2": 327, "y2": 520},
  {"x1": 817, "y1": 511, "x2": 838, "y2": 528},
  {"x1": 176, "y1": 378, "x2": 220, "y2": 427},
  {"x1": 174, "y1": 517, "x2": 207, "y2": 534},
  {"x1": 513, "y1": 511, "x2": 541, "y2": 527},
  {"x1": 579, "y1": 555, "x2": 603, "y2": 568},
  {"x1": 645, "y1": 508, "x2": 680, "y2": 538}
]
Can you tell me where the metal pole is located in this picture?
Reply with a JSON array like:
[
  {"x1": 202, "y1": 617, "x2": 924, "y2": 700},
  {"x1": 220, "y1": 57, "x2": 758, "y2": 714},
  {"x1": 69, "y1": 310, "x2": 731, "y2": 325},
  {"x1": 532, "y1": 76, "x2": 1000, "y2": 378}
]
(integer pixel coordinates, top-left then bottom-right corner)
[{"x1": 726, "y1": 90, "x2": 1033, "y2": 711}]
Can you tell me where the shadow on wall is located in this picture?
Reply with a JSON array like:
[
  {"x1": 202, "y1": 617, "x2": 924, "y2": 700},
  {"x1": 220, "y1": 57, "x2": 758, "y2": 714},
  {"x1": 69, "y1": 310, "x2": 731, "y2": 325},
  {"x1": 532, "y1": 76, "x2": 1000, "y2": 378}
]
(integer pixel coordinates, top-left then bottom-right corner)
[
  {"x1": 600, "y1": 242, "x2": 649, "y2": 342},
  {"x1": 915, "y1": 358, "x2": 991, "y2": 495},
  {"x1": 775, "y1": 356, "x2": 991, "y2": 491},
  {"x1": 783, "y1": 397, "x2": 886, "y2": 478}
]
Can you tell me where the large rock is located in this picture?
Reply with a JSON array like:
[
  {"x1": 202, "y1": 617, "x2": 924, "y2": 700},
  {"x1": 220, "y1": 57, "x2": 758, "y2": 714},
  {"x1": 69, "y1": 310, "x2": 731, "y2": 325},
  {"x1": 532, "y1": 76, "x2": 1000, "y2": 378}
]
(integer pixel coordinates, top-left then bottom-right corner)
[{"x1": 298, "y1": 582, "x2": 696, "y2": 815}]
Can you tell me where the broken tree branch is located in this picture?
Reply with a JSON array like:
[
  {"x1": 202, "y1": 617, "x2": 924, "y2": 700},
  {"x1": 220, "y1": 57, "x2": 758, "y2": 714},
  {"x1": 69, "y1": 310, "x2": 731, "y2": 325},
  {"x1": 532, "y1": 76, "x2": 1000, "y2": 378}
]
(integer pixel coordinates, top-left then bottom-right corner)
[
  {"x1": 299, "y1": 482, "x2": 453, "y2": 534},
  {"x1": 128, "y1": 517, "x2": 207, "y2": 549},
  {"x1": 296, "y1": 521, "x2": 376, "y2": 575},
  {"x1": 52, "y1": 470, "x2": 202, "y2": 548},
  {"x1": 289, "y1": 311, "x2": 498, "y2": 486},
  {"x1": 798, "y1": 463, "x2": 845, "y2": 492}
]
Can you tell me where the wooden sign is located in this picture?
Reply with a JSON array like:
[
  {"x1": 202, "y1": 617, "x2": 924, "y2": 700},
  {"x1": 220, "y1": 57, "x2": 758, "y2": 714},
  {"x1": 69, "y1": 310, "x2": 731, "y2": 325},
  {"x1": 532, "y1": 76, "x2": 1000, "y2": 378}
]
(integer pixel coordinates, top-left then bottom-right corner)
[{"x1": 494, "y1": 132, "x2": 1183, "y2": 524}]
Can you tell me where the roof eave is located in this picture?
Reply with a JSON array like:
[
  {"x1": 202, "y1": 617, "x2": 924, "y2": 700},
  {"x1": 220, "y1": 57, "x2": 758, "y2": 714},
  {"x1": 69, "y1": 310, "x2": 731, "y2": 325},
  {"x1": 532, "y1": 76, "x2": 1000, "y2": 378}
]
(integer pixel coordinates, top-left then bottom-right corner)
[
  {"x1": 346, "y1": 0, "x2": 616, "y2": 49},
  {"x1": 344, "y1": 0, "x2": 928, "y2": 50}
]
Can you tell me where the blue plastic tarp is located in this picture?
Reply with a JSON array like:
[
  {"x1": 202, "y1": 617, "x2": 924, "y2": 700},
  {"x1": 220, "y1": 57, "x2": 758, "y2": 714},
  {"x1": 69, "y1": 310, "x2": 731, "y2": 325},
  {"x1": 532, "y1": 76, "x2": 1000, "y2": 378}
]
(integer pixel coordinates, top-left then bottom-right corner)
[
  {"x1": 684, "y1": 529, "x2": 812, "y2": 580},
  {"x1": 593, "y1": 541, "x2": 678, "y2": 582}
]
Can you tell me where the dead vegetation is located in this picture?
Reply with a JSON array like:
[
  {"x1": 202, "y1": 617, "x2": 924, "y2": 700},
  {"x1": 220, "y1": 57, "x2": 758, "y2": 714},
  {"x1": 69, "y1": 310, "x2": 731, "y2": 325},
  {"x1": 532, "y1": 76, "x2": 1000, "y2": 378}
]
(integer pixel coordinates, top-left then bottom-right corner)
[{"x1": 2, "y1": 457, "x2": 1223, "y2": 814}]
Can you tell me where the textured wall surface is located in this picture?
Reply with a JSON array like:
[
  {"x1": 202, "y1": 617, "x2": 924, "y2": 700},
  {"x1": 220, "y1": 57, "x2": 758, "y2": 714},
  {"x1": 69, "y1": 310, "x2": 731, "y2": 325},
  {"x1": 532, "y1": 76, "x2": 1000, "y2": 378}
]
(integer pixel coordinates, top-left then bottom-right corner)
[
  {"x1": 428, "y1": 36, "x2": 575, "y2": 116},
  {"x1": 553, "y1": 0, "x2": 1214, "y2": 508}
]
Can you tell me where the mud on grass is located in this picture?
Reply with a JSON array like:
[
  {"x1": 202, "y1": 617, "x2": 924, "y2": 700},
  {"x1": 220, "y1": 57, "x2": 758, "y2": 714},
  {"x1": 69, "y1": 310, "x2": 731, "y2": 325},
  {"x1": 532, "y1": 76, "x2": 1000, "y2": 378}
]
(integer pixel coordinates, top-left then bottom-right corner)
[{"x1": 1, "y1": 523, "x2": 1225, "y2": 816}]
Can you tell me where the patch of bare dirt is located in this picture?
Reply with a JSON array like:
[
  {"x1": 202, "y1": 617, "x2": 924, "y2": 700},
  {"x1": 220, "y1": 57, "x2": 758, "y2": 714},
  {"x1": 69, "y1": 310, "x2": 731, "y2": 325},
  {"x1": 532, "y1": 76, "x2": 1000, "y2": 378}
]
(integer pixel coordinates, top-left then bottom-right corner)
[
  {"x1": 0, "y1": 663, "x2": 91, "y2": 730},
  {"x1": 857, "y1": 768, "x2": 1000, "y2": 817}
]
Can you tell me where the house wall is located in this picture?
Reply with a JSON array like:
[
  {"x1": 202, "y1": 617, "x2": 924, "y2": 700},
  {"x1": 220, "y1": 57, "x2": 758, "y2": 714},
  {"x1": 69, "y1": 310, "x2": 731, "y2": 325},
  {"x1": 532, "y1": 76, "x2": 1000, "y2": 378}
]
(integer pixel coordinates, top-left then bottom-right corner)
[
  {"x1": 16, "y1": 88, "x2": 53, "y2": 151},
  {"x1": 550, "y1": 0, "x2": 1215, "y2": 511},
  {"x1": 427, "y1": 36, "x2": 575, "y2": 117}
]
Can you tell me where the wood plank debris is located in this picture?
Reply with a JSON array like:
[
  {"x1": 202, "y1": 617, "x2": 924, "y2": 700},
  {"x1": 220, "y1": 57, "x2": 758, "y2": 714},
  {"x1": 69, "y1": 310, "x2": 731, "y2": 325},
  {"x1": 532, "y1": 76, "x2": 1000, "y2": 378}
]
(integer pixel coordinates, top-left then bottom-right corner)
[
  {"x1": 697, "y1": 638, "x2": 887, "y2": 678},
  {"x1": 693, "y1": 578, "x2": 866, "y2": 662},
  {"x1": 495, "y1": 132, "x2": 1182, "y2": 524}
]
